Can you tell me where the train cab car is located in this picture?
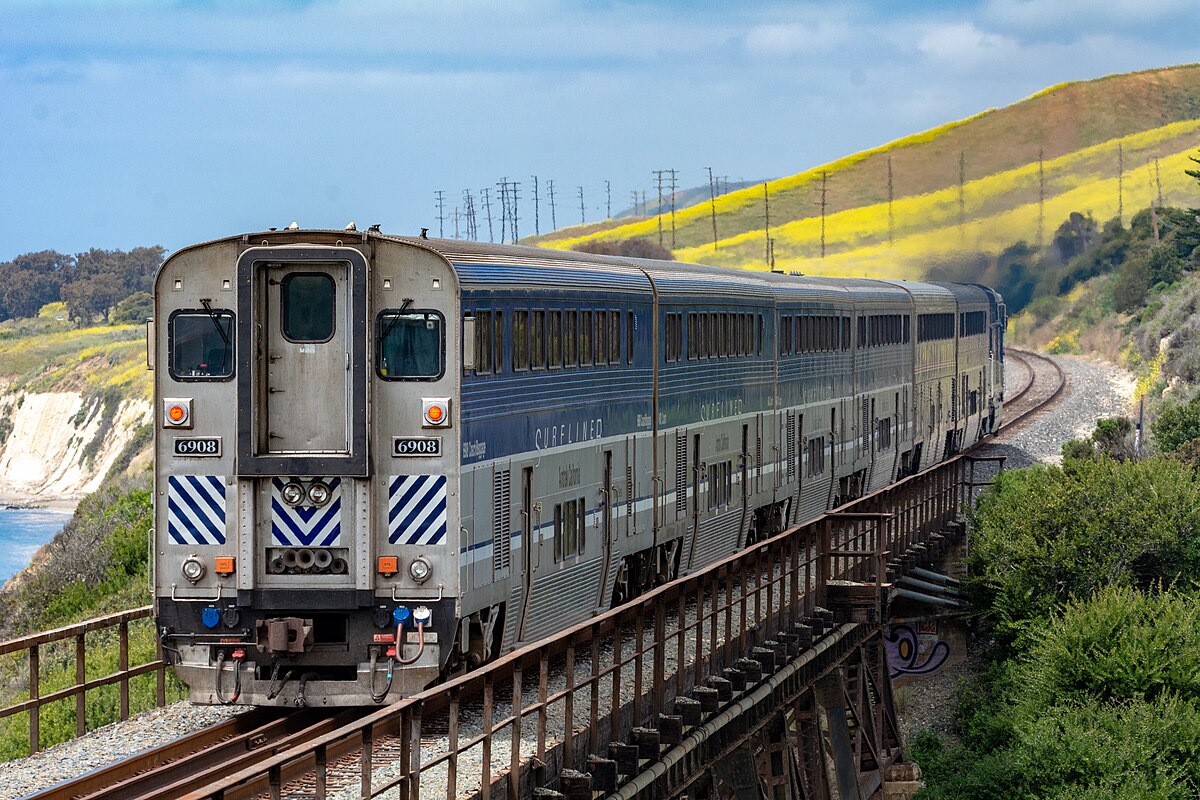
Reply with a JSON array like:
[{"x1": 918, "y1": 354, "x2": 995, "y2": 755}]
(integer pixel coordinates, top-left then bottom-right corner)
[{"x1": 155, "y1": 232, "x2": 462, "y2": 705}]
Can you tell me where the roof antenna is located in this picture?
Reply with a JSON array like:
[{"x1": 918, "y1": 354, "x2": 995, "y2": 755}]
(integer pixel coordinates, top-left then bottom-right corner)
[{"x1": 420, "y1": 227, "x2": 429, "y2": 239}]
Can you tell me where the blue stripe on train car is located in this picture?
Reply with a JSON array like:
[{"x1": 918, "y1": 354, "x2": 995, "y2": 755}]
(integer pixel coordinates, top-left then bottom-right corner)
[
  {"x1": 388, "y1": 475, "x2": 448, "y2": 545},
  {"x1": 271, "y1": 477, "x2": 343, "y2": 547},
  {"x1": 167, "y1": 475, "x2": 226, "y2": 545}
]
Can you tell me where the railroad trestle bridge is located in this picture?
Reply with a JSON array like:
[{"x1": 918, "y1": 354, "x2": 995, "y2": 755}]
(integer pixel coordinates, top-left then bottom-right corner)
[{"x1": 168, "y1": 453, "x2": 1001, "y2": 800}]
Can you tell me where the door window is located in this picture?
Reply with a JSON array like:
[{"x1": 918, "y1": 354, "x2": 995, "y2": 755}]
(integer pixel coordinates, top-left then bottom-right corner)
[{"x1": 281, "y1": 273, "x2": 335, "y2": 342}]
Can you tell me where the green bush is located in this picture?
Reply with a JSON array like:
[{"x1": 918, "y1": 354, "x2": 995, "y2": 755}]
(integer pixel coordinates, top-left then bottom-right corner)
[
  {"x1": 1152, "y1": 397, "x2": 1200, "y2": 453},
  {"x1": 968, "y1": 458, "x2": 1200, "y2": 647}
]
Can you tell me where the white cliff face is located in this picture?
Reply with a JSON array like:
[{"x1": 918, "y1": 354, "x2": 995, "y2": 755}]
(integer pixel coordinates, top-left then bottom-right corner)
[{"x1": 0, "y1": 392, "x2": 151, "y2": 508}]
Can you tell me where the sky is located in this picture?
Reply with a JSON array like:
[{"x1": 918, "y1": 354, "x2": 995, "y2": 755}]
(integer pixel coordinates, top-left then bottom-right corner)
[{"x1": 1, "y1": 0, "x2": 1198, "y2": 260}]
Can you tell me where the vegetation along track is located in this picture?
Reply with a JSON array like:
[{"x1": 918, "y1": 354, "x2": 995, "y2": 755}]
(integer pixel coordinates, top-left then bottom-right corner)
[{"x1": 26, "y1": 707, "x2": 367, "y2": 800}]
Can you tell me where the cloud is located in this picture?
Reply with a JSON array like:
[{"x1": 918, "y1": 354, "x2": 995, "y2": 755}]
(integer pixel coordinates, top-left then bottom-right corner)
[{"x1": 917, "y1": 22, "x2": 1020, "y2": 67}]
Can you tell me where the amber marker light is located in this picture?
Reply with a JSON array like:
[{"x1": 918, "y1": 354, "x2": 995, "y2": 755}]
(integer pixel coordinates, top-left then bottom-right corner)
[
  {"x1": 422, "y1": 397, "x2": 451, "y2": 428},
  {"x1": 162, "y1": 398, "x2": 193, "y2": 428},
  {"x1": 427, "y1": 405, "x2": 444, "y2": 423}
]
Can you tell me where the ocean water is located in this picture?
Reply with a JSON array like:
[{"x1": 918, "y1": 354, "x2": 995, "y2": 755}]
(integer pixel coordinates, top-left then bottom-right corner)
[{"x1": 0, "y1": 508, "x2": 72, "y2": 586}]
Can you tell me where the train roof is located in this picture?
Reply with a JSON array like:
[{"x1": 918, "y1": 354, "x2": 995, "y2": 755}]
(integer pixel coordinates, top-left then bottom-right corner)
[{"x1": 163, "y1": 229, "x2": 994, "y2": 307}]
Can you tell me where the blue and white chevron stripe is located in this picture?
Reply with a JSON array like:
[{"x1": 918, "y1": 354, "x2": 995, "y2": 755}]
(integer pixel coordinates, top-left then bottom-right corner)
[
  {"x1": 167, "y1": 475, "x2": 227, "y2": 546},
  {"x1": 388, "y1": 475, "x2": 447, "y2": 545},
  {"x1": 271, "y1": 478, "x2": 343, "y2": 547}
]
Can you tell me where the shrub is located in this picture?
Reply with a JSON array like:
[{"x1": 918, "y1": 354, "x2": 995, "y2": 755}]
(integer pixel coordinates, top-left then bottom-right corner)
[
  {"x1": 1152, "y1": 396, "x2": 1200, "y2": 453},
  {"x1": 968, "y1": 458, "x2": 1200, "y2": 646}
]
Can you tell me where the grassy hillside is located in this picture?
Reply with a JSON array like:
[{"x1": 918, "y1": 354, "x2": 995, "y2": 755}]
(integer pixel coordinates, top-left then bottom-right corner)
[
  {"x1": 0, "y1": 303, "x2": 150, "y2": 400},
  {"x1": 536, "y1": 64, "x2": 1200, "y2": 279}
]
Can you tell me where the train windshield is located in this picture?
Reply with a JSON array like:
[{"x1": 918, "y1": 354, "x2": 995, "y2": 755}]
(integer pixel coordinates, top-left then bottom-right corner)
[
  {"x1": 377, "y1": 310, "x2": 444, "y2": 380},
  {"x1": 169, "y1": 310, "x2": 234, "y2": 380}
]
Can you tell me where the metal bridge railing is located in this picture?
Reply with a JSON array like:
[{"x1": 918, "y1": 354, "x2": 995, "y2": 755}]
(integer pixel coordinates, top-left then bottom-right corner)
[
  {"x1": 182, "y1": 455, "x2": 974, "y2": 800},
  {"x1": 0, "y1": 605, "x2": 170, "y2": 755}
]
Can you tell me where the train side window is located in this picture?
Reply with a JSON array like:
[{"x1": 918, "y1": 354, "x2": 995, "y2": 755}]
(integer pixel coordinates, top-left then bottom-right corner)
[
  {"x1": 580, "y1": 311, "x2": 593, "y2": 366},
  {"x1": 554, "y1": 497, "x2": 586, "y2": 562},
  {"x1": 513, "y1": 310, "x2": 529, "y2": 371},
  {"x1": 281, "y1": 273, "x2": 335, "y2": 343},
  {"x1": 493, "y1": 310, "x2": 504, "y2": 373},
  {"x1": 531, "y1": 310, "x2": 546, "y2": 370},
  {"x1": 595, "y1": 310, "x2": 607, "y2": 366},
  {"x1": 475, "y1": 310, "x2": 493, "y2": 374},
  {"x1": 376, "y1": 309, "x2": 445, "y2": 380},
  {"x1": 609, "y1": 311, "x2": 621, "y2": 364},
  {"x1": 548, "y1": 310, "x2": 563, "y2": 369},
  {"x1": 564, "y1": 310, "x2": 578, "y2": 367},
  {"x1": 169, "y1": 310, "x2": 234, "y2": 381},
  {"x1": 627, "y1": 312, "x2": 635, "y2": 364}
]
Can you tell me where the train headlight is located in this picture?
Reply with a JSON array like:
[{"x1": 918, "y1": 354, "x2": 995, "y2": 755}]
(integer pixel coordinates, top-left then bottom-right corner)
[
  {"x1": 408, "y1": 556, "x2": 432, "y2": 584},
  {"x1": 422, "y1": 398, "x2": 451, "y2": 428},
  {"x1": 281, "y1": 480, "x2": 306, "y2": 506},
  {"x1": 181, "y1": 555, "x2": 206, "y2": 583},
  {"x1": 307, "y1": 480, "x2": 332, "y2": 506}
]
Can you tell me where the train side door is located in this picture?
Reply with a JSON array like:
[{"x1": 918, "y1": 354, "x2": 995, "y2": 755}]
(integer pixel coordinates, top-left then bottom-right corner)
[
  {"x1": 597, "y1": 449, "x2": 615, "y2": 610},
  {"x1": 262, "y1": 264, "x2": 351, "y2": 454},
  {"x1": 516, "y1": 466, "x2": 535, "y2": 642}
]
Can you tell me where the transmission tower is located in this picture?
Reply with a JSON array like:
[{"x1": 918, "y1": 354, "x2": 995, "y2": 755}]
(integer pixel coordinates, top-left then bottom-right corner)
[
  {"x1": 435, "y1": 190, "x2": 446, "y2": 238},
  {"x1": 819, "y1": 172, "x2": 828, "y2": 258},
  {"x1": 548, "y1": 180, "x2": 557, "y2": 231},
  {"x1": 668, "y1": 169, "x2": 678, "y2": 249},
  {"x1": 578, "y1": 186, "x2": 586, "y2": 225},
  {"x1": 532, "y1": 175, "x2": 540, "y2": 236},
  {"x1": 763, "y1": 182, "x2": 771, "y2": 266},
  {"x1": 653, "y1": 170, "x2": 666, "y2": 247},
  {"x1": 497, "y1": 179, "x2": 509, "y2": 244},
  {"x1": 605, "y1": 180, "x2": 612, "y2": 219}
]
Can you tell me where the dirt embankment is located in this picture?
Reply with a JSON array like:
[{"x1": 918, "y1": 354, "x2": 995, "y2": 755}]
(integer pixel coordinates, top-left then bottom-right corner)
[{"x1": 0, "y1": 391, "x2": 150, "y2": 509}]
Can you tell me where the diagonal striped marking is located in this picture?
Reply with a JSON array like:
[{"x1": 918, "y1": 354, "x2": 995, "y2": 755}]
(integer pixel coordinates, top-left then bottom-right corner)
[
  {"x1": 387, "y1": 475, "x2": 447, "y2": 545},
  {"x1": 167, "y1": 475, "x2": 226, "y2": 546}
]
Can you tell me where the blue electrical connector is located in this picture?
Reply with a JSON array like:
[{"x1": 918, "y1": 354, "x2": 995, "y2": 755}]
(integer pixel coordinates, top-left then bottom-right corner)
[{"x1": 201, "y1": 606, "x2": 221, "y2": 629}]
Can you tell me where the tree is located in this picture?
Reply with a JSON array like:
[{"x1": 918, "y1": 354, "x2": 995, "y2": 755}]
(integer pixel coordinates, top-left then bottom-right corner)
[
  {"x1": 1051, "y1": 211, "x2": 1096, "y2": 263},
  {"x1": 1152, "y1": 396, "x2": 1200, "y2": 453},
  {"x1": 110, "y1": 291, "x2": 153, "y2": 325},
  {"x1": 61, "y1": 271, "x2": 125, "y2": 324}
]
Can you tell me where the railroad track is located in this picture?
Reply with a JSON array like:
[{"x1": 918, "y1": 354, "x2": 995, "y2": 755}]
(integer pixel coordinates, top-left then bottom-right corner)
[
  {"x1": 30, "y1": 350, "x2": 1071, "y2": 800},
  {"x1": 1001, "y1": 348, "x2": 1067, "y2": 431},
  {"x1": 26, "y1": 707, "x2": 365, "y2": 800}
]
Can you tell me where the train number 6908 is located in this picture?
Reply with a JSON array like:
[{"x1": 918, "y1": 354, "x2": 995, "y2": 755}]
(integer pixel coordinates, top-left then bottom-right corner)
[
  {"x1": 174, "y1": 437, "x2": 222, "y2": 456},
  {"x1": 394, "y1": 436, "x2": 441, "y2": 457}
]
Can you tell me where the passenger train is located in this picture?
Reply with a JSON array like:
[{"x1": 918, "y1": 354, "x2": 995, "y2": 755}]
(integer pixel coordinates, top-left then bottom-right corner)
[{"x1": 152, "y1": 228, "x2": 1005, "y2": 706}]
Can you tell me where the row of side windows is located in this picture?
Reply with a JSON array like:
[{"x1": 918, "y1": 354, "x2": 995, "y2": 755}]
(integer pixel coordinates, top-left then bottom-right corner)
[
  {"x1": 471, "y1": 308, "x2": 635, "y2": 375},
  {"x1": 857, "y1": 314, "x2": 909, "y2": 348},
  {"x1": 960, "y1": 310, "x2": 986, "y2": 337},
  {"x1": 780, "y1": 315, "x2": 850, "y2": 356},
  {"x1": 668, "y1": 312, "x2": 761, "y2": 363},
  {"x1": 917, "y1": 312, "x2": 955, "y2": 343}
]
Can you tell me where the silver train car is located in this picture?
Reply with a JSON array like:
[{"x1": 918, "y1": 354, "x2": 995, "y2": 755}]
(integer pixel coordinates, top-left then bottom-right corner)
[{"x1": 152, "y1": 229, "x2": 1005, "y2": 706}]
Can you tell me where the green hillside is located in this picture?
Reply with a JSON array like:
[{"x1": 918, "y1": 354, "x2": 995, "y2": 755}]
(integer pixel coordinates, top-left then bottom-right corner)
[{"x1": 536, "y1": 64, "x2": 1200, "y2": 279}]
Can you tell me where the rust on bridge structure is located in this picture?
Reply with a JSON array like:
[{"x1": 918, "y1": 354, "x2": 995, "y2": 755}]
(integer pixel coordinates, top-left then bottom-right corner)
[{"x1": 173, "y1": 452, "x2": 995, "y2": 800}]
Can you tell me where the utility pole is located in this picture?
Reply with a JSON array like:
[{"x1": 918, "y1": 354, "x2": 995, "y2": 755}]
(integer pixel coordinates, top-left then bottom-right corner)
[
  {"x1": 435, "y1": 190, "x2": 446, "y2": 238},
  {"x1": 482, "y1": 187, "x2": 494, "y2": 243},
  {"x1": 578, "y1": 186, "x2": 586, "y2": 225},
  {"x1": 453, "y1": 207, "x2": 460, "y2": 239},
  {"x1": 532, "y1": 175, "x2": 540, "y2": 237},
  {"x1": 547, "y1": 179, "x2": 557, "y2": 231},
  {"x1": 605, "y1": 180, "x2": 612, "y2": 219},
  {"x1": 707, "y1": 166, "x2": 719, "y2": 250},
  {"x1": 957, "y1": 152, "x2": 966, "y2": 239},
  {"x1": 820, "y1": 172, "x2": 828, "y2": 259},
  {"x1": 509, "y1": 180, "x2": 521, "y2": 242},
  {"x1": 1117, "y1": 142, "x2": 1124, "y2": 223},
  {"x1": 653, "y1": 170, "x2": 666, "y2": 247},
  {"x1": 887, "y1": 155, "x2": 894, "y2": 245},
  {"x1": 497, "y1": 179, "x2": 509, "y2": 244},
  {"x1": 763, "y1": 182, "x2": 771, "y2": 267},
  {"x1": 1038, "y1": 147, "x2": 1045, "y2": 248},
  {"x1": 631, "y1": 190, "x2": 640, "y2": 217},
  {"x1": 668, "y1": 168, "x2": 678, "y2": 250},
  {"x1": 1155, "y1": 157, "x2": 1164, "y2": 207}
]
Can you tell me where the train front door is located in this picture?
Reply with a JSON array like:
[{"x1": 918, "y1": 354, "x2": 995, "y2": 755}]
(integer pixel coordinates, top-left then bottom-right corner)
[{"x1": 261, "y1": 263, "x2": 352, "y2": 454}]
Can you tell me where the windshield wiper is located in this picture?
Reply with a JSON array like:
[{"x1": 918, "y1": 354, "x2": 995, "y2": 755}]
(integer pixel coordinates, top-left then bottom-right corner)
[
  {"x1": 199, "y1": 297, "x2": 231, "y2": 346},
  {"x1": 380, "y1": 297, "x2": 414, "y2": 343}
]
